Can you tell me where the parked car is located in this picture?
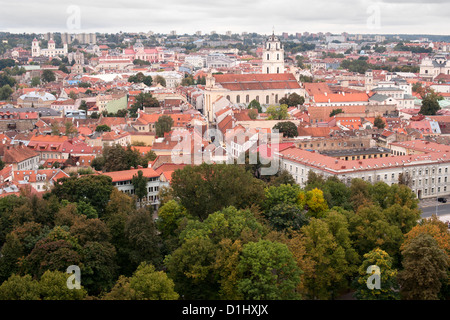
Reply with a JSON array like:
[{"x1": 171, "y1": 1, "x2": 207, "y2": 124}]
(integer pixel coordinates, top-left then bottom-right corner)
[{"x1": 437, "y1": 197, "x2": 447, "y2": 203}]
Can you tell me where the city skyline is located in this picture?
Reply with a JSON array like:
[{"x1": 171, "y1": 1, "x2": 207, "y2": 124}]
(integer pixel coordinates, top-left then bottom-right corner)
[{"x1": 1, "y1": 0, "x2": 449, "y2": 35}]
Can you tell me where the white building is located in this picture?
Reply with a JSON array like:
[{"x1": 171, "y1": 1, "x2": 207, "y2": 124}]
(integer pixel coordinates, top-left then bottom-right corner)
[
  {"x1": 203, "y1": 72, "x2": 304, "y2": 122},
  {"x1": 32, "y1": 38, "x2": 68, "y2": 58},
  {"x1": 102, "y1": 168, "x2": 169, "y2": 211},
  {"x1": 278, "y1": 141, "x2": 450, "y2": 200},
  {"x1": 185, "y1": 55, "x2": 206, "y2": 69},
  {"x1": 262, "y1": 33, "x2": 285, "y2": 74},
  {"x1": 419, "y1": 55, "x2": 450, "y2": 80}
]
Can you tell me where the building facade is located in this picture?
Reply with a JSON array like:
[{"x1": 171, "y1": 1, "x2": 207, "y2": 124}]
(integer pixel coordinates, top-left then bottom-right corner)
[
  {"x1": 203, "y1": 73, "x2": 305, "y2": 122},
  {"x1": 262, "y1": 33, "x2": 285, "y2": 74},
  {"x1": 32, "y1": 38, "x2": 68, "y2": 58},
  {"x1": 278, "y1": 142, "x2": 450, "y2": 200}
]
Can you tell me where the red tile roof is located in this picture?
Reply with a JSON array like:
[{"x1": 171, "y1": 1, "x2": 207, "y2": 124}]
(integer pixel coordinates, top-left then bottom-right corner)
[
  {"x1": 3, "y1": 145, "x2": 39, "y2": 164},
  {"x1": 213, "y1": 73, "x2": 301, "y2": 91},
  {"x1": 102, "y1": 167, "x2": 160, "y2": 182}
]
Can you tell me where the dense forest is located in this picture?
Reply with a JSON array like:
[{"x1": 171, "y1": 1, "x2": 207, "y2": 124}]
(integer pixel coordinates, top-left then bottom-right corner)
[{"x1": 0, "y1": 161, "x2": 448, "y2": 300}]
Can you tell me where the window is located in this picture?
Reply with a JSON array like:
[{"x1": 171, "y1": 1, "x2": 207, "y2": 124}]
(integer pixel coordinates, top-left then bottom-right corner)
[
  {"x1": 266, "y1": 95, "x2": 269, "y2": 104},
  {"x1": 275, "y1": 94, "x2": 278, "y2": 103},
  {"x1": 246, "y1": 95, "x2": 249, "y2": 103},
  {"x1": 277, "y1": 54, "x2": 279, "y2": 60},
  {"x1": 267, "y1": 53, "x2": 269, "y2": 60},
  {"x1": 236, "y1": 95, "x2": 240, "y2": 103}
]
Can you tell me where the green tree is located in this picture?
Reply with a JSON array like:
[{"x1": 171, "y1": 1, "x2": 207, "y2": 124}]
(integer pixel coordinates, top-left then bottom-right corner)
[
  {"x1": 155, "y1": 115, "x2": 174, "y2": 137},
  {"x1": 180, "y1": 206, "x2": 266, "y2": 245},
  {"x1": 398, "y1": 233, "x2": 448, "y2": 300},
  {"x1": 0, "y1": 232, "x2": 25, "y2": 282},
  {"x1": 41, "y1": 69, "x2": 56, "y2": 83},
  {"x1": 31, "y1": 76, "x2": 41, "y2": 87},
  {"x1": 165, "y1": 237, "x2": 219, "y2": 299},
  {"x1": 58, "y1": 64, "x2": 69, "y2": 74},
  {"x1": 156, "y1": 200, "x2": 187, "y2": 240},
  {"x1": 373, "y1": 116, "x2": 385, "y2": 129},
  {"x1": 64, "y1": 121, "x2": 78, "y2": 137},
  {"x1": 273, "y1": 121, "x2": 298, "y2": 138},
  {"x1": 80, "y1": 241, "x2": 118, "y2": 295},
  {"x1": 95, "y1": 124, "x2": 111, "y2": 132},
  {"x1": 279, "y1": 93, "x2": 305, "y2": 107},
  {"x1": 129, "y1": 92, "x2": 159, "y2": 117},
  {"x1": 248, "y1": 99, "x2": 262, "y2": 113},
  {"x1": 264, "y1": 203, "x2": 309, "y2": 231},
  {"x1": 181, "y1": 75, "x2": 194, "y2": 86},
  {"x1": 154, "y1": 75, "x2": 166, "y2": 87},
  {"x1": 21, "y1": 227, "x2": 82, "y2": 278},
  {"x1": 353, "y1": 248, "x2": 399, "y2": 300},
  {"x1": 51, "y1": 175, "x2": 114, "y2": 217},
  {"x1": 237, "y1": 240, "x2": 302, "y2": 300},
  {"x1": 329, "y1": 108, "x2": 343, "y2": 117},
  {"x1": 0, "y1": 85, "x2": 13, "y2": 100},
  {"x1": 132, "y1": 170, "x2": 148, "y2": 206},
  {"x1": 420, "y1": 91, "x2": 441, "y2": 115},
  {"x1": 0, "y1": 274, "x2": 40, "y2": 300},
  {"x1": 39, "y1": 270, "x2": 88, "y2": 300},
  {"x1": 263, "y1": 183, "x2": 304, "y2": 212},
  {"x1": 170, "y1": 163, "x2": 265, "y2": 221},
  {"x1": 301, "y1": 212, "x2": 358, "y2": 299},
  {"x1": 266, "y1": 104, "x2": 289, "y2": 120},
  {"x1": 104, "y1": 262, "x2": 179, "y2": 300},
  {"x1": 347, "y1": 204, "x2": 404, "y2": 259},
  {"x1": 125, "y1": 209, "x2": 162, "y2": 270}
]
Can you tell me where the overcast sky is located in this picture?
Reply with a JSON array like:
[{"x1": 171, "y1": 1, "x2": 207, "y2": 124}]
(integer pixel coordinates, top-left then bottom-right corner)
[{"x1": 0, "y1": 0, "x2": 448, "y2": 35}]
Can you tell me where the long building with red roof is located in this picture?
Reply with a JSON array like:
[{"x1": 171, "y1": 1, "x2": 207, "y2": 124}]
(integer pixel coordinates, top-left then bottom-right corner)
[
  {"x1": 277, "y1": 141, "x2": 450, "y2": 200},
  {"x1": 203, "y1": 72, "x2": 305, "y2": 122}
]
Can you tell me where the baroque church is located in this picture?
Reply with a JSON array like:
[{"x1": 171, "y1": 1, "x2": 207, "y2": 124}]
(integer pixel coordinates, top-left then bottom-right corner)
[
  {"x1": 202, "y1": 34, "x2": 305, "y2": 123},
  {"x1": 31, "y1": 38, "x2": 68, "y2": 58}
]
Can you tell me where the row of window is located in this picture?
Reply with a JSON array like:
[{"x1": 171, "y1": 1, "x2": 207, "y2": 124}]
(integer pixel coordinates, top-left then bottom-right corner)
[
  {"x1": 18, "y1": 157, "x2": 38, "y2": 170},
  {"x1": 284, "y1": 160, "x2": 450, "y2": 188},
  {"x1": 227, "y1": 94, "x2": 282, "y2": 104},
  {"x1": 301, "y1": 142, "x2": 366, "y2": 148},
  {"x1": 422, "y1": 186, "x2": 448, "y2": 195}
]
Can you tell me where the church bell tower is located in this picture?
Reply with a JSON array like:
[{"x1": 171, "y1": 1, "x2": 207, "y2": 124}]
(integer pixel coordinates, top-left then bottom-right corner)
[{"x1": 262, "y1": 31, "x2": 285, "y2": 74}]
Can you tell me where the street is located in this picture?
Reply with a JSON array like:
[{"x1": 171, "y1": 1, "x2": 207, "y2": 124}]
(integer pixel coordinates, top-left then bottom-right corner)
[{"x1": 419, "y1": 199, "x2": 450, "y2": 223}]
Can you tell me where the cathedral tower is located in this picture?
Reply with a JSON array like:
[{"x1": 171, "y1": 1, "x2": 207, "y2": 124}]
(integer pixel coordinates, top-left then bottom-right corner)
[{"x1": 262, "y1": 32, "x2": 285, "y2": 74}]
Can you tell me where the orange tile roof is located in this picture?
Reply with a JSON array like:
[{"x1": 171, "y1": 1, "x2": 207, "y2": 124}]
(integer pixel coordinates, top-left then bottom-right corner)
[
  {"x1": 102, "y1": 167, "x2": 160, "y2": 182},
  {"x1": 3, "y1": 145, "x2": 39, "y2": 164},
  {"x1": 213, "y1": 73, "x2": 301, "y2": 91}
]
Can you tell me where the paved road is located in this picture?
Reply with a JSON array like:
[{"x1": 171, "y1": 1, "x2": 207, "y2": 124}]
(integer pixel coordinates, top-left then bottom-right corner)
[{"x1": 419, "y1": 202, "x2": 450, "y2": 219}]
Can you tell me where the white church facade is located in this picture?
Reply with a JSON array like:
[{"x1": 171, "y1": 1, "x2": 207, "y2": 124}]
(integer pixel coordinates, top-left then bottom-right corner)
[
  {"x1": 32, "y1": 38, "x2": 68, "y2": 58},
  {"x1": 262, "y1": 33, "x2": 285, "y2": 74}
]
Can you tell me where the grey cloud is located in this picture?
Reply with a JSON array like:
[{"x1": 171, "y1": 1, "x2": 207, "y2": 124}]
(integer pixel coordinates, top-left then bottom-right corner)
[{"x1": 0, "y1": 0, "x2": 448, "y2": 34}]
